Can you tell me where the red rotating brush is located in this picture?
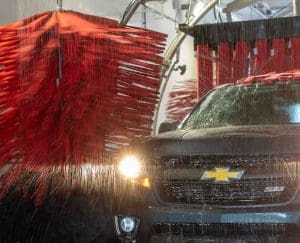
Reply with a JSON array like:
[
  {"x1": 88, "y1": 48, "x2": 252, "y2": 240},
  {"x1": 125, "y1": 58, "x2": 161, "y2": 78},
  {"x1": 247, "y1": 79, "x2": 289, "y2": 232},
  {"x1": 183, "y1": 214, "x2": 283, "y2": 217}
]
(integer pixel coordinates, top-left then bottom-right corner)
[{"x1": 0, "y1": 11, "x2": 166, "y2": 203}]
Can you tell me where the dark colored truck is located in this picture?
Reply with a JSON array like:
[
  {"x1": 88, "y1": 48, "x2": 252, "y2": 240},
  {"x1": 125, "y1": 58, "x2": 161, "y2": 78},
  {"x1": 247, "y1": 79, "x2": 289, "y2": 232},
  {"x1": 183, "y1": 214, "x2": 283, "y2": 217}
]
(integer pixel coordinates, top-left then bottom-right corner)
[{"x1": 114, "y1": 80, "x2": 300, "y2": 242}]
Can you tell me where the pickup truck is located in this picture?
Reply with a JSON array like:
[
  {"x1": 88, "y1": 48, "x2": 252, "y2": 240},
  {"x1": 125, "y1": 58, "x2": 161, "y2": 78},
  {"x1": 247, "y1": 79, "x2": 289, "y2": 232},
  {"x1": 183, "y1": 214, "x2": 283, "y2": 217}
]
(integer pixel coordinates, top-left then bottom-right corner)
[{"x1": 114, "y1": 75, "x2": 300, "y2": 242}]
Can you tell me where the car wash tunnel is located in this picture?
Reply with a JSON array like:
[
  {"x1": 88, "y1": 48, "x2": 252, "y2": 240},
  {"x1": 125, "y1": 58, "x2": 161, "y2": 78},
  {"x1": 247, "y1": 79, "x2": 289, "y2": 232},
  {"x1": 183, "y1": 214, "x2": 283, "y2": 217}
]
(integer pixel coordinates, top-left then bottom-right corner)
[{"x1": 2, "y1": 0, "x2": 300, "y2": 242}]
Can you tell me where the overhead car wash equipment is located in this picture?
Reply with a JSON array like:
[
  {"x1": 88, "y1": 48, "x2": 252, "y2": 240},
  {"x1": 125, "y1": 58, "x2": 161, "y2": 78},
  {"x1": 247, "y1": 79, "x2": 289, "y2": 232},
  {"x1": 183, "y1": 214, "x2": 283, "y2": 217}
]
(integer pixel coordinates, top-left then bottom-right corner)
[{"x1": 180, "y1": 16, "x2": 300, "y2": 99}]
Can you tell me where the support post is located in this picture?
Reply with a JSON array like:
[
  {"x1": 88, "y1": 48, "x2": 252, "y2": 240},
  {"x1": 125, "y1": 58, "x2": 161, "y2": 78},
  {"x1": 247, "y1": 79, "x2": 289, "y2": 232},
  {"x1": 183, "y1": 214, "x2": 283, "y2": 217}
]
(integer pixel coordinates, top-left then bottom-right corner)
[
  {"x1": 57, "y1": 0, "x2": 63, "y2": 11},
  {"x1": 294, "y1": 0, "x2": 300, "y2": 16},
  {"x1": 56, "y1": 0, "x2": 63, "y2": 86},
  {"x1": 142, "y1": 4, "x2": 147, "y2": 28}
]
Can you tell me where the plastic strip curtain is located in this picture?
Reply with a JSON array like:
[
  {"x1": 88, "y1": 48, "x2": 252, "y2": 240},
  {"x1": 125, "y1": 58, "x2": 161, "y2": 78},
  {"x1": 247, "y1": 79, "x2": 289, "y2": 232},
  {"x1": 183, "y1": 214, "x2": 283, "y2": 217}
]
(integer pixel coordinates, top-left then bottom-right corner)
[
  {"x1": 197, "y1": 44, "x2": 213, "y2": 99},
  {"x1": 232, "y1": 41, "x2": 249, "y2": 81},
  {"x1": 196, "y1": 41, "x2": 249, "y2": 100},
  {"x1": 290, "y1": 37, "x2": 300, "y2": 69},
  {"x1": 251, "y1": 37, "x2": 300, "y2": 76},
  {"x1": 251, "y1": 39, "x2": 270, "y2": 75},
  {"x1": 0, "y1": 11, "x2": 166, "y2": 194},
  {"x1": 216, "y1": 42, "x2": 232, "y2": 85},
  {"x1": 271, "y1": 38, "x2": 287, "y2": 73}
]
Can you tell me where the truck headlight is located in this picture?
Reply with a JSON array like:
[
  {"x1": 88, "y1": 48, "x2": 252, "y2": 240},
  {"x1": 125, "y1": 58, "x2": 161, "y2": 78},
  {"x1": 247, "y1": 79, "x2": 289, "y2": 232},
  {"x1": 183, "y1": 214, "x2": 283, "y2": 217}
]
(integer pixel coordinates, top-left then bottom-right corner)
[{"x1": 118, "y1": 155, "x2": 141, "y2": 179}]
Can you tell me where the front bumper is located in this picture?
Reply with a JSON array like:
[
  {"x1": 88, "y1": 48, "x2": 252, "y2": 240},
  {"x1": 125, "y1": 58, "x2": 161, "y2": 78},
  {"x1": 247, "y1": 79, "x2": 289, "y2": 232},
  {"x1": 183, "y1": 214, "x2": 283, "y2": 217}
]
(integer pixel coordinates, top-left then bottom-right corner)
[
  {"x1": 120, "y1": 205, "x2": 300, "y2": 242},
  {"x1": 115, "y1": 188, "x2": 300, "y2": 242}
]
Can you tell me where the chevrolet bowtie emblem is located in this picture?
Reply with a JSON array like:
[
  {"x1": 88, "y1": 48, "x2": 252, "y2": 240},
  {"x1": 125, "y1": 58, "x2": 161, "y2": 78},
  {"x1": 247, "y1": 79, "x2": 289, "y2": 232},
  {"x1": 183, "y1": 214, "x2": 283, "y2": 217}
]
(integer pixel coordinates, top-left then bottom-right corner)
[{"x1": 201, "y1": 168, "x2": 244, "y2": 182}]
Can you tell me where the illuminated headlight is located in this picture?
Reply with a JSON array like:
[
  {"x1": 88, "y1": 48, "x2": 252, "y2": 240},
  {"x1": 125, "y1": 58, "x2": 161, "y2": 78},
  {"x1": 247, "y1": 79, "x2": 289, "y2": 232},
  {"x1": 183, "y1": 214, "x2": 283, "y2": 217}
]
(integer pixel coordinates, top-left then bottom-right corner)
[{"x1": 118, "y1": 156, "x2": 141, "y2": 179}]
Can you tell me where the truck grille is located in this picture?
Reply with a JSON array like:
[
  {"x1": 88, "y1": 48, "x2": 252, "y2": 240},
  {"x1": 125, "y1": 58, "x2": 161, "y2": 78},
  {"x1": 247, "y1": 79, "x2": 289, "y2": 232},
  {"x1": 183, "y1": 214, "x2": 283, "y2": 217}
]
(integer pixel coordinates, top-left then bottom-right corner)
[{"x1": 152, "y1": 155, "x2": 299, "y2": 206}]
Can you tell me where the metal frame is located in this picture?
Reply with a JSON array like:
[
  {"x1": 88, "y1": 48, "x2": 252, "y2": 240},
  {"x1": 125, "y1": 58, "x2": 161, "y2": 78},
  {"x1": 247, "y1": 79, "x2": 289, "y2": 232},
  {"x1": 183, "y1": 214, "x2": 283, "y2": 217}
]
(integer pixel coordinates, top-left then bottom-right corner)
[
  {"x1": 223, "y1": 0, "x2": 260, "y2": 13},
  {"x1": 120, "y1": 0, "x2": 143, "y2": 26},
  {"x1": 120, "y1": 0, "x2": 167, "y2": 26},
  {"x1": 271, "y1": 2, "x2": 293, "y2": 18}
]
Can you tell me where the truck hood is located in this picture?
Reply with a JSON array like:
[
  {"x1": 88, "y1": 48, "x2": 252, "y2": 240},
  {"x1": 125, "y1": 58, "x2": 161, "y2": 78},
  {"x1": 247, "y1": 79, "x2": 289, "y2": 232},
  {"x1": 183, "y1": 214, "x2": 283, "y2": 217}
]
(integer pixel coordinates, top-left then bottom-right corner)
[{"x1": 143, "y1": 125, "x2": 300, "y2": 156}]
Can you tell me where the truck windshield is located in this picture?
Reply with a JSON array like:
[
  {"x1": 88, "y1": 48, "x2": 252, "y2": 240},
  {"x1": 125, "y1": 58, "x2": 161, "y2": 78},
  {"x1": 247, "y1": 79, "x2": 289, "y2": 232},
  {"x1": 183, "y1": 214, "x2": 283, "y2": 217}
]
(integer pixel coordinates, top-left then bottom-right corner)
[{"x1": 182, "y1": 82, "x2": 300, "y2": 130}]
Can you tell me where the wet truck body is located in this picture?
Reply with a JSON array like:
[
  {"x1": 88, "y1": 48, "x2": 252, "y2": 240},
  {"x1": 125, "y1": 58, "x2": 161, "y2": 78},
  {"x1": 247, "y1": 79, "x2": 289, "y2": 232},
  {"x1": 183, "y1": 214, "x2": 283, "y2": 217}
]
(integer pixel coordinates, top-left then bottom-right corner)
[{"x1": 114, "y1": 80, "x2": 300, "y2": 242}]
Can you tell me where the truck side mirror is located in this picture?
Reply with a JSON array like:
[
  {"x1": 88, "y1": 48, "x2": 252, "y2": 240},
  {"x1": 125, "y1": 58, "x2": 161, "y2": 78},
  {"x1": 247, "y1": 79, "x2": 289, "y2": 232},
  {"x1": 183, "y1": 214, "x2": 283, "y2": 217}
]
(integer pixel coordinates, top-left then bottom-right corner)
[{"x1": 158, "y1": 121, "x2": 180, "y2": 134}]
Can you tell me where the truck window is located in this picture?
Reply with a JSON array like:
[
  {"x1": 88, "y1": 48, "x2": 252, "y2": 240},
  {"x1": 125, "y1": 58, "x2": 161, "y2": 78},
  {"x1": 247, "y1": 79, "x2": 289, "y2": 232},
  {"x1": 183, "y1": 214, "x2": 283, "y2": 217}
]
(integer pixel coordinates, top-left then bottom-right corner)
[{"x1": 182, "y1": 82, "x2": 300, "y2": 129}]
